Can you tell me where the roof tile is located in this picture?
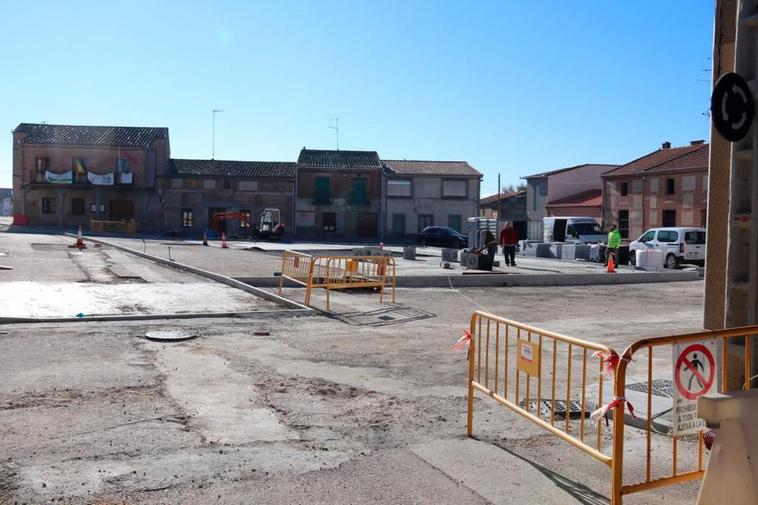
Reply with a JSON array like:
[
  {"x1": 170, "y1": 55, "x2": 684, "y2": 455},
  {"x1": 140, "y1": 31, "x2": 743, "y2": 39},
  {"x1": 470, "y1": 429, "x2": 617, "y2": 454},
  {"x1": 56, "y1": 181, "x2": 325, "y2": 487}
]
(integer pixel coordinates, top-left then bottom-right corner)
[
  {"x1": 382, "y1": 159, "x2": 481, "y2": 177},
  {"x1": 298, "y1": 149, "x2": 381, "y2": 168},
  {"x1": 604, "y1": 144, "x2": 708, "y2": 177},
  {"x1": 170, "y1": 159, "x2": 296, "y2": 178},
  {"x1": 14, "y1": 123, "x2": 168, "y2": 148}
]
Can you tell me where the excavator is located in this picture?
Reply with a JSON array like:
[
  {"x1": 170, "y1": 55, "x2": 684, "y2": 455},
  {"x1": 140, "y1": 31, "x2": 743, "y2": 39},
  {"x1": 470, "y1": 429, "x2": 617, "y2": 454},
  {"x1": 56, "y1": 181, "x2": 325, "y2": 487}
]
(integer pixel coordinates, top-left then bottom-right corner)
[{"x1": 211, "y1": 208, "x2": 286, "y2": 240}]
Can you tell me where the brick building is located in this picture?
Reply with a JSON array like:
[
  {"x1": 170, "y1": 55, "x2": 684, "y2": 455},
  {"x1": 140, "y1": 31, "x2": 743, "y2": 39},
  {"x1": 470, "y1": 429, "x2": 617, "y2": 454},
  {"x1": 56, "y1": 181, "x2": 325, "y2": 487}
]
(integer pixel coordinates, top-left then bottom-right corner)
[
  {"x1": 601, "y1": 141, "x2": 709, "y2": 239},
  {"x1": 382, "y1": 160, "x2": 481, "y2": 239},
  {"x1": 163, "y1": 159, "x2": 296, "y2": 235},
  {"x1": 295, "y1": 149, "x2": 383, "y2": 238},
  {"x1": 11, "y1": 123, "x2": 169, "y2": 228}
]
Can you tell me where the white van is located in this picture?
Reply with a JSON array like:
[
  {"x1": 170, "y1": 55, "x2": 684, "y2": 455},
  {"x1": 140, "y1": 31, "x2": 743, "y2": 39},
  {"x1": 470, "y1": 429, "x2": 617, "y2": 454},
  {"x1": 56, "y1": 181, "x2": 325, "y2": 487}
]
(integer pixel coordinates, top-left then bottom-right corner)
[
  {"x1": 542, "y1": 217, "x2": 606, "y2": 243},
  {"x1": 628, "y1": 227, "x2": 706, "y2": 268}
]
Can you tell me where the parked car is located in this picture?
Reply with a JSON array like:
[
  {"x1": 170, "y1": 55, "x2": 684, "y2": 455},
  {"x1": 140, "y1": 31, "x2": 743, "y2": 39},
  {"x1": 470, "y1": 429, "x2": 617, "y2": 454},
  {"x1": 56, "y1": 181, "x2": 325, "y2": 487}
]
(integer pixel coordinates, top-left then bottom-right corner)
[
  {"x1": 628, "y1": 227, "x2": 706, "y2": 268},
  {"x1": 417, "y1": 226, "x2": 468, "y2": 248}
]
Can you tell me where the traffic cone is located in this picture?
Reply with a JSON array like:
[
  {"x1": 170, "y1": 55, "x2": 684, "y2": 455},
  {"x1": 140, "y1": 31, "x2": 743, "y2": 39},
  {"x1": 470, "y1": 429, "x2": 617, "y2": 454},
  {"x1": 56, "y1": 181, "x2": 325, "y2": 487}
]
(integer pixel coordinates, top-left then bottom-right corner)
[
  {"x1": 202, "y1": 232, "x2": 208, "y2": 246},
  {"x1": 221, "y1": 232, "x2": 228, "y2": 249},
  {"x1": 69, "y1": 225, "x2": 86, "y2": 249},
  {"x1": 607, "y1": 254, "x2": 615, "y2": 273}
]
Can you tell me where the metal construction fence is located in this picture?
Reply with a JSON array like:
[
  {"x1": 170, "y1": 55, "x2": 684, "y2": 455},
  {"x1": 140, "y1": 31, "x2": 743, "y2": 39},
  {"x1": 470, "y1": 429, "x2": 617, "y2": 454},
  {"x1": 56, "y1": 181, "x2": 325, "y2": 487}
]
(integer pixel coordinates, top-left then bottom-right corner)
[
  {"x1": 464, "y1": 310, "x2": 758, "y2": 505},
  {"x1": 279, "y1": 250, "x2": 397, "y2": 310}
]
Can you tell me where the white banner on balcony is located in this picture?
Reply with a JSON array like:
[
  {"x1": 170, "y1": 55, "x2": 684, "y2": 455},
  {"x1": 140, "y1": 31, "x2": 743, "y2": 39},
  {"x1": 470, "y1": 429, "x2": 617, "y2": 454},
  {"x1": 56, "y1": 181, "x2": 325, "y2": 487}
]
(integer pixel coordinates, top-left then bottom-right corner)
[
  {"x1": 119, "y1": 172, "x2": 133, "y2": 184},
  {"x1": 87, "y1": 172, "x2": 115, "y2": 185},
  {"x1": 44, "y1": 170, "x2": 73, "y2": 184}
]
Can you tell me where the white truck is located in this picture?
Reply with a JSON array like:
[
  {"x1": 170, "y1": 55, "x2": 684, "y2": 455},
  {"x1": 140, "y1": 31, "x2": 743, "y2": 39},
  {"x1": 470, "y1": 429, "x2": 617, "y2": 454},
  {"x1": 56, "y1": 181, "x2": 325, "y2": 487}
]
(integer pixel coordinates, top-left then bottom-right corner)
[{"x1": 542, "y1": 217, "x2": 606, "y2": 244}]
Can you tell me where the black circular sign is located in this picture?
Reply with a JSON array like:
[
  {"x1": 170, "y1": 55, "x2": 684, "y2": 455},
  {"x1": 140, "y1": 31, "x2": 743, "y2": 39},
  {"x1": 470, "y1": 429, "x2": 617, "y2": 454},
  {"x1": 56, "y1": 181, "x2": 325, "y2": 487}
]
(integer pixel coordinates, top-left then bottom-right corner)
[{"x1": 712, "y1": 72, "x2": 754, "y2": 142}]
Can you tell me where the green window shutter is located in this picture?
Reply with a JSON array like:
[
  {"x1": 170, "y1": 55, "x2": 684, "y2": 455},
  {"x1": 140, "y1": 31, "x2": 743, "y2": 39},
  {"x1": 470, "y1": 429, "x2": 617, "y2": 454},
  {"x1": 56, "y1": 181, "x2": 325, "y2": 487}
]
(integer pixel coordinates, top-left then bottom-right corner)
[
  {"x1": 392, "y1": 213, "x2": 405, "y2": 235},
  {"x1": 448, "y1": 215, "x2": 461, "y2": 232},
  {"x1": 351, "y1": 178, "x2": 367, "y2": 205},
  {"x1": 315, "y1": 177, "x2": 330, "y2": 204}
]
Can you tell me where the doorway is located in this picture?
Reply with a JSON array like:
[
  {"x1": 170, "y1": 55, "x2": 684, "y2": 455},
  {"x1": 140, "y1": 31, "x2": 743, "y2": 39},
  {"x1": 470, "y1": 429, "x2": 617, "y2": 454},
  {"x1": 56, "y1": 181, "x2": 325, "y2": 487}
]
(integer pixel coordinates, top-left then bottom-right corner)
[
  {"x1": 357, "y1": 212, "x2": 377, "y2": 238},
  {"x1": 109, "y1": 200, "x2": 134, "y2": 221}
]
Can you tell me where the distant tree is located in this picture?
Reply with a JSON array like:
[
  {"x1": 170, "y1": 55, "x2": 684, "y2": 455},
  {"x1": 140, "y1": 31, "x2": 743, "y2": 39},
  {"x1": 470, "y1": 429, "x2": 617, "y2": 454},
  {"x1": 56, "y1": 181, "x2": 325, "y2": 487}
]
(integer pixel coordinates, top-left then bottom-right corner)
[{"x1": 501, "y1": 182, "x2": 526, "y2": 193}]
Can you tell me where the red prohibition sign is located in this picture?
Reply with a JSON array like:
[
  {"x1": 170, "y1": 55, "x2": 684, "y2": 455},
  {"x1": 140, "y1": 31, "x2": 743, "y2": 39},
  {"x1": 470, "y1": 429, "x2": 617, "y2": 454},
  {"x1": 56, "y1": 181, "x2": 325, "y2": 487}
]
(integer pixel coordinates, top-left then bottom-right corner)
[{"x1": 675, "y1": 344, "x2": 715, "y2": 400}]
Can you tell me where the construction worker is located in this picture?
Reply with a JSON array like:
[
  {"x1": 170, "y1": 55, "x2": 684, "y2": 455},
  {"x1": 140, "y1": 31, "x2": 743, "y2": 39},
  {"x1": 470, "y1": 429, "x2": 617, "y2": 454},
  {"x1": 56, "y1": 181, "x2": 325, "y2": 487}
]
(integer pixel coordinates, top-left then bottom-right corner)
[
  {"x1": 499, "y1": 222, "x2": 519, "y2": 267},
  {"x1": 606, "y1": 224, "x2": 621, "y2": 270}
]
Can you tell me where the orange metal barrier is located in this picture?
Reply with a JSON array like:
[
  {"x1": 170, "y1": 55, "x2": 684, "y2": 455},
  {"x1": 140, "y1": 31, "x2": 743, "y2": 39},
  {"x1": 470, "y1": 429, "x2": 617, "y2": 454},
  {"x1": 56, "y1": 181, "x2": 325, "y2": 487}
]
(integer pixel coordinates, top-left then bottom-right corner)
[
  {"x1": 465, "y1": 310, "x2": 758, "y2": 504},
  {"x1": 279, "y1": 251, "x2": 396, "y2": 310}
]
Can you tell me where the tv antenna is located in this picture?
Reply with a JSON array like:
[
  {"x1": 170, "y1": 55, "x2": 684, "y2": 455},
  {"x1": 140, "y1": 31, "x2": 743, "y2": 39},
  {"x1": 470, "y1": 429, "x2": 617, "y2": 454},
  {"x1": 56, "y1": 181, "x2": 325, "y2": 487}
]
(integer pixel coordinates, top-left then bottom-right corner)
[{"x1": 329, "y1": 118, "x2": 340, "y2": 150}]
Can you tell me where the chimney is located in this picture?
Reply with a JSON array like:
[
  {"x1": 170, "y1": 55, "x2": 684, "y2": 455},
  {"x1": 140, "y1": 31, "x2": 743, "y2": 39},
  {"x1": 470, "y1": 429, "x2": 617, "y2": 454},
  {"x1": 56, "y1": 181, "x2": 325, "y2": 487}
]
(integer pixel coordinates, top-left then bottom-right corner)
[
  {"x1": 661, "y1": 141, "x2": 671, "y2": 149},
  {"x1": 690, "y1": 139, "x2": 705, "y2": 146}
]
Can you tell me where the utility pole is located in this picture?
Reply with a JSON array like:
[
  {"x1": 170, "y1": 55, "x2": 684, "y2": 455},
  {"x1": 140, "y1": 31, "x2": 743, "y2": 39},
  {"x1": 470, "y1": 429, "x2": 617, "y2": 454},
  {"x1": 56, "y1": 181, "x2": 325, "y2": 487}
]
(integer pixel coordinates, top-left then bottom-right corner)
[
  {"x1": 329, "y1": 118, "x2": 340, "y2": 150},
  {"x1": 212, "y1": 109, "x2": 224, "y2": 159}
]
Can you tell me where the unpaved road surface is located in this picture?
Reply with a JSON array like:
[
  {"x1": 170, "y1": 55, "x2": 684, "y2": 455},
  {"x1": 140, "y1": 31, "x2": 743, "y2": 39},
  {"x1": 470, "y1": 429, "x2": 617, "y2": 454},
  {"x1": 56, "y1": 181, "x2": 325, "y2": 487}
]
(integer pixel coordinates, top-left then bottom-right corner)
[{"x1": 0, "y1": 277, "x2": 706, "y2": 504}]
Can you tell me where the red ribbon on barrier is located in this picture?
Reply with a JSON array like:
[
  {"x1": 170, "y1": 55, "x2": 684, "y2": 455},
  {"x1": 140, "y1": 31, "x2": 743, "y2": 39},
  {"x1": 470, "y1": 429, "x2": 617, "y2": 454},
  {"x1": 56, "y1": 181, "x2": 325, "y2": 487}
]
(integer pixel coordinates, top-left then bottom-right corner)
[
  {"x1": 593, "y1": 350, "x2": 620, "y2": 376},
  {"x1": 453, "y1": 329, "x2": 472, "y2": 351},
  {"x1": 590, "y1": 396, "x2": 636, "y2": 427}
]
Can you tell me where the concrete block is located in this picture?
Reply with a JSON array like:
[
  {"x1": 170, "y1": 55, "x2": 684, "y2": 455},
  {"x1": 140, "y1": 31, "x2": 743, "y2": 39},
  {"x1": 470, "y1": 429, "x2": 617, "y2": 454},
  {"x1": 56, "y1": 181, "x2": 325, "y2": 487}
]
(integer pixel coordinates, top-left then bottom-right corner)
[
  {"x1": 574, "y1": 245, "x2": 590, "y2": 261},
  {"x1": 402, "y1": 246, "x2": 416, "y2": 260},
  {"x1": 561, "y1": 244, "x2": 576, "y2": 261},
  {"x1": 441, "y1": 248, "x2": 459, "y2": 263},
  {"x1": 536, "y1": 243, "x2": 555, "y2": 259}
]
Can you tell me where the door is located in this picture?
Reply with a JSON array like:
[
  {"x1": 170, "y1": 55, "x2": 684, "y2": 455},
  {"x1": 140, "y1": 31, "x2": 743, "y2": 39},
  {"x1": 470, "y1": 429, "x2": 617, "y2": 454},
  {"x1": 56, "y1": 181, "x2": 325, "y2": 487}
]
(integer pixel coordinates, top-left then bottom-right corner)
[
  {"x1": 683, "y1": 230, "x2": 706, "y2": 260},
  {"x1": 109, "y1": 200, "x2": 134, "y2": 220},
  {"x1": 656, "y1": 229, "x2": 679, "y2": 255},
  {"x1": 392, "y1": 213, "x2": 406, "y2": 236},
  {"x1": 553, "y1": 219, "x2": 567, "y2": 242},
  {"x1": 357, "y1": 212, "x2": 377, "y2": 237}
]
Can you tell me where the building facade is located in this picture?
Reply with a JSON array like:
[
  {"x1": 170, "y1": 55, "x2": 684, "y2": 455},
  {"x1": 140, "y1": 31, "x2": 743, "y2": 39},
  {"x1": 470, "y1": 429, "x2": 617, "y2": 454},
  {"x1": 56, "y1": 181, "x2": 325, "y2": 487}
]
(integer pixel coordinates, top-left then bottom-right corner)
[
  {"x1": 11, "y1": 123, "x2": 169, "y2": 228},
  {"x1": 162, "y1": 159, "x2": 296, "y2": 235},
  {"x1": 602, "y1": 141, "x2": 709, "y2": 240},
  {"x1": 295, "y1": 149, "x2": 383, "y2": 239},
  {"x1": 0, "y1": 189, "x2": 12, "y2": 216},
  {"x1": 522, "y1": 163, "x2": 617, "y2": 240},
  {"x1": 382, "y1": 160, "x2": 481, "y2": 239},
  {"x1": 11, "y1": 123, "x2": 481, "y2": 240},
  {"x1": 478, "y1": 190, "x2": 527, "y2": 238}
]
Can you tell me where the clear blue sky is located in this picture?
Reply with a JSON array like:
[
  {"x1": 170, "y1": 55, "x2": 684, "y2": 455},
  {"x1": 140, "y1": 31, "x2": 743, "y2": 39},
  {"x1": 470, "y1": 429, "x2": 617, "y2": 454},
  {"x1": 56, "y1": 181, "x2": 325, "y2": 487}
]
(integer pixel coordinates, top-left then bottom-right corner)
[{"x1": 1, "y1": 1, "x2": 713, "y2": 195}]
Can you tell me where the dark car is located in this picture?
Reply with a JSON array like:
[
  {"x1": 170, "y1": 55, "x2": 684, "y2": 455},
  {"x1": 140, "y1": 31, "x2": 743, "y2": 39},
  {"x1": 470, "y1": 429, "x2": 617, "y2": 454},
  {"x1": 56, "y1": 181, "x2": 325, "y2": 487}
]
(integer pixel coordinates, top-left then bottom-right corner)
[{"x1": 417, "y1": 226, "x2": 468, "y2": 248}]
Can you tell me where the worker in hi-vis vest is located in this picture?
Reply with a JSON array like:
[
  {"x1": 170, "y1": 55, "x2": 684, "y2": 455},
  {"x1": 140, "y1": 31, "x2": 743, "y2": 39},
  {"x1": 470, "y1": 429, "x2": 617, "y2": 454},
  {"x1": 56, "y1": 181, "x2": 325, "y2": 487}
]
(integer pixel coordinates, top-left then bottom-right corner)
[{"x1": 606, "y1": 224, "x2": 621, "y2": 270}]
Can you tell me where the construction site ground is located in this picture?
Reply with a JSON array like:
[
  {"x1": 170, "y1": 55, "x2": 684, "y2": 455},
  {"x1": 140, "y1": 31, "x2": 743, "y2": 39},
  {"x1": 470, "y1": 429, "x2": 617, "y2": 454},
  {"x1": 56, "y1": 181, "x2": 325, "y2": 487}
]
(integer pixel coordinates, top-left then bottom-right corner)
[{"x1": 0, "y1": 230, "x2": 707, "y2": 504}]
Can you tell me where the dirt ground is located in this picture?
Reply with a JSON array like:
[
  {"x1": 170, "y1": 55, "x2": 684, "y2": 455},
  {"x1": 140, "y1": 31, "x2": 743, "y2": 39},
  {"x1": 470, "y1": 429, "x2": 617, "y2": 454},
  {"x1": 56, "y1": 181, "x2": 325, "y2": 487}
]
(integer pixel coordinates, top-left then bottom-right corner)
[{"x1": 0, "y1": 273, "x2": 706, "y2": 504}]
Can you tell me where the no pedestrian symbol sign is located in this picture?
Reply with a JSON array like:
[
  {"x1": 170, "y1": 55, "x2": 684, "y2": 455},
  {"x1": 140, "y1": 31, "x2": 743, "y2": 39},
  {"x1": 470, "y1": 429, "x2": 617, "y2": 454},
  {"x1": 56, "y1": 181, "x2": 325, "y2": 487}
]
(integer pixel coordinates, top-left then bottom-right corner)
[{"x1": 672, "y1": 340, "x2": 719, "y2": 435}]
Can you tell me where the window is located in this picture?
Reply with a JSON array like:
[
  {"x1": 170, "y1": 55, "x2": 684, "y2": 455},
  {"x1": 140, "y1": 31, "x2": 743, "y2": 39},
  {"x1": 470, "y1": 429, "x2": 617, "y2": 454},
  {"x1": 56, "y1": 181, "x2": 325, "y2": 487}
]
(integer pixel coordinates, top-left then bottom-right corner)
[
  {"x1": 35, "y1": 157, "x2": 50, "y2": 182},
  {"x1": 239, "y1": 209, "x2": 252, "y2": 228},
  {"x1": 657, "y1": 230, "x2": 679, "y2": 242},
  {"x1": 620, "y1": 182, "x2": 628, "y2": 196},
  {"x1": 117, "y1": 159, "x2": 131, "y2": 173},
  {"x1": 618, "y1": 210, "x2": 629, "y2": 239},
  {"x1": 223, "y1": 180, "x2": 232, "y2": 190},
  {"x1": 684, "y1": 231, "x2": 706, "y2": 244},
  {"x1": 181, "y1": 208, "x2": 193, "y2": 228},
  {"x1": 315, "y1": 177, "x2": 330, "y2": 204},
  {"x1": 666, "y1": 178, "x2": 675, "y2": 195},
  {"x1": 387, "y1": 179, "x2": 411, "y2": 197},
  {"x1": 418, "y1": 214, "x2": 434, "y2": 231},
  {"x1": 392, "y1": 213, "x2": 406, "y2": 235},
  {"x1": 42, "y1": 197, "x2": 56, "y2": 214},
  {"x1": 351, "y1": 178, "x2": 367, "y2": 205},
  {"x1": 89, "y1": 203, "x2": 106, "y2": 214},
  {"x1": 322, "y1": 212, "x2": 336, "y2": 232},
  {"x1": 662, "y1": 209, "x2": 676, "y2": 227},
  {"x1": 442, "y1": 179, "x2": 467, "y2": 197},
  {"x1": 448, "y1": 214, "x2": 462, "y2": 232},
  {"x1": 639, "y1": 230, "x2": 656, "y2": 242},
  {"x1": 71, "y1": 197, "x2": 85, "y2": 215}
]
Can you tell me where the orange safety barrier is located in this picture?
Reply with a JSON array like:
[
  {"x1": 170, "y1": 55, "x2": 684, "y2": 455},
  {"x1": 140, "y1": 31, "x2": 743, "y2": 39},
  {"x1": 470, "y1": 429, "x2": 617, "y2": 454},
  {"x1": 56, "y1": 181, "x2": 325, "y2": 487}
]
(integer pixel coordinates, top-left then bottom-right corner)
[
  {"x1": 279, "y1": 250, "x2": 396, "y2": 310},
  {"x1": 464, "y1": 309, "x2": 758, "y2": 504}
]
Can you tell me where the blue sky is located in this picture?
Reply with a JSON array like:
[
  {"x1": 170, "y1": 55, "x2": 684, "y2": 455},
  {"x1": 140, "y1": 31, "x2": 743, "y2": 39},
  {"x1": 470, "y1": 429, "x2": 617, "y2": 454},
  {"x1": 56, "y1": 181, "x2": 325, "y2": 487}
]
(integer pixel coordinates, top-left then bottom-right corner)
[{"x1": 0, "y1": 1, "x2": 713, "y2": 195}]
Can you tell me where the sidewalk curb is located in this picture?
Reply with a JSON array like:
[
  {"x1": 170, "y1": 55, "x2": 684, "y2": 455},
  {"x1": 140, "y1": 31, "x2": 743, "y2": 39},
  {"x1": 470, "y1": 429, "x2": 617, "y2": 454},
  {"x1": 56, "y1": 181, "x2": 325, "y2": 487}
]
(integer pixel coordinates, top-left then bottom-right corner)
[{"x1": 0, "y1": 309, "x2": 314, "y2": 325}]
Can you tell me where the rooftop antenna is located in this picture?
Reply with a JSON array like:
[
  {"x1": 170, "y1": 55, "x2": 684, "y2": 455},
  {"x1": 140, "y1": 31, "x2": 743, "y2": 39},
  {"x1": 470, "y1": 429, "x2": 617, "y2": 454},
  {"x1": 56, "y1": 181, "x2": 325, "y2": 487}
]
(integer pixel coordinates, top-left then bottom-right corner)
[
  {"x1": 329, "y1": 118, "x2": 339, "y2": 150},
  {"x1": 212, "y1": 109, "x2": 224, "y2": 159}
]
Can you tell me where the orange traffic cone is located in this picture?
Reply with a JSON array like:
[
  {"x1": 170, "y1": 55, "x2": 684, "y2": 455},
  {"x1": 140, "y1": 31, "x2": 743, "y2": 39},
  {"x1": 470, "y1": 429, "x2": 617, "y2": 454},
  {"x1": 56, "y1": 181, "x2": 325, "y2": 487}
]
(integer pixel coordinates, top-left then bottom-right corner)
[
  {"x1": 607, "y1": 254, "x2": 616, "y2": 273},
  {"x1": 221, "y1": 232, "x2": 228, "y2": 249},
  {"x1": 202, "y1": 232, "x2": 208, "y2": 246},
  {"x1": 69, "y1": 225, "x2": 86, "y2": 249}
]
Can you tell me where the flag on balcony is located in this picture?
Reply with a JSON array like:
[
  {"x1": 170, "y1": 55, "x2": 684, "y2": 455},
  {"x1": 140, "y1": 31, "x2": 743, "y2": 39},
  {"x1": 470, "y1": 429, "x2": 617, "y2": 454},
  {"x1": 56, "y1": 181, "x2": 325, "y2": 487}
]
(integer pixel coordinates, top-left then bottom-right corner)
[{"x1": 75, "y1": 158, "x2": 87, "y2": 174}]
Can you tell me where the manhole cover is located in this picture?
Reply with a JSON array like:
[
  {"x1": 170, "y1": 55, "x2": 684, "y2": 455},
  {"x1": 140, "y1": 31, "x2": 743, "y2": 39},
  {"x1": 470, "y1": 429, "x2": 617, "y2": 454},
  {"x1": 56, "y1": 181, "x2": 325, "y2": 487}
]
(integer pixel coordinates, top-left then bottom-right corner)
[
  {"x1": 144, "y1": 331, "x2": 197, "y2": 342},
  {"x1": 626, "y1": 379, "x2": 674, "y2": 398}
]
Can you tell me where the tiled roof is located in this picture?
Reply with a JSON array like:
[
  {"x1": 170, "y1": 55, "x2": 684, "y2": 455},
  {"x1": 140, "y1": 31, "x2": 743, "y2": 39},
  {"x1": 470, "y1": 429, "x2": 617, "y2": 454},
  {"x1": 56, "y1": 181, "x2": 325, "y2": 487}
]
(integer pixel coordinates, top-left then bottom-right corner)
[
  {"x1": 383, "y1": 159, "x2": 481, "y2": 177},
  {"x1": 479, "y1": 190, "x2": 525, "y2": 205},
  {"x1": 298, "y1": 149, "x2": 381, "y2": 168},
  {"x1": 523, "y1": 163, "x2": 618, "y2": 179},
  {"x1": 14, "y1": 123, "x2": 168, "y2": 147},
  {"x1": 604, "y1": 144, "x2": 709, "y2": 177},
  {"x1": 546, "y1": 189, "x2": 602, "y2": 207},
  {"x1": 170, "y1": 159, "x2": 296, "y2": 178}
]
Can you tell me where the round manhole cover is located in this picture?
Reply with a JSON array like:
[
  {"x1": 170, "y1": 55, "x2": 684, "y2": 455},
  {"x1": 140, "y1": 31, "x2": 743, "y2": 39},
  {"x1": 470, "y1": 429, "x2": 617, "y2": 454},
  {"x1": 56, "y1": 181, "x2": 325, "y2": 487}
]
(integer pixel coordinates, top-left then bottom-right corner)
[{"x1": 144, "y1": 330, "x2": 197, "y2": 342}]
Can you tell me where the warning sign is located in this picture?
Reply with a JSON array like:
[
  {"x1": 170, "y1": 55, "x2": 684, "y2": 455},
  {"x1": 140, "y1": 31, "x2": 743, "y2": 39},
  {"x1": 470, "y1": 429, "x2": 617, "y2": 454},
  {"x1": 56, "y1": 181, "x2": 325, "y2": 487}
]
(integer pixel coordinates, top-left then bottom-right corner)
[
  {"x1": 517, "y1": 339, "x2": 540, "y2": 377},
  {"x1": 672, "y1": 340, "x2": 719, "y2": 435}
]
